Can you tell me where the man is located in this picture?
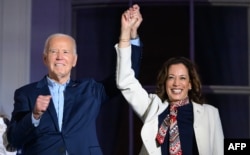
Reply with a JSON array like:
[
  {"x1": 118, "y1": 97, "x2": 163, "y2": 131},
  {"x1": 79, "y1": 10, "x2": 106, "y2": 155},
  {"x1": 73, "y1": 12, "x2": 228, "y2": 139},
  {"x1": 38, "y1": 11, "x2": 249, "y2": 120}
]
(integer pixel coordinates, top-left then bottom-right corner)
[{"x1": 7, "y1": 5, "x2": 142, "y2": 155}]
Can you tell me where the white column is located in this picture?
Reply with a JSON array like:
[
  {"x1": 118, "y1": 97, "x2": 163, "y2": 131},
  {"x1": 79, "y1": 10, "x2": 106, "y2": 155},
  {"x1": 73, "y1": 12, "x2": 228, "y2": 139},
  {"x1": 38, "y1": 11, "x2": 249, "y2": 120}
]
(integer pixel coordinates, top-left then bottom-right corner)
[{"x1": 0, "y1": 0, "x2": 31, "y2": 119}]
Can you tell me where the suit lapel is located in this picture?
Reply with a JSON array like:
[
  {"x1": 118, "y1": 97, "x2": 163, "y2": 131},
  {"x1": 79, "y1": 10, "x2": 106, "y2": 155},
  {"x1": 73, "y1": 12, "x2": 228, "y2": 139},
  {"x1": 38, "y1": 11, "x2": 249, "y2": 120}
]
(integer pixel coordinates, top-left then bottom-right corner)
[
  {"x1": 36, "y1": 76, "x2": 60, "y2": 131},
  {"x1": 61, "y1": 80, "x2": 80, "y2": 128}
]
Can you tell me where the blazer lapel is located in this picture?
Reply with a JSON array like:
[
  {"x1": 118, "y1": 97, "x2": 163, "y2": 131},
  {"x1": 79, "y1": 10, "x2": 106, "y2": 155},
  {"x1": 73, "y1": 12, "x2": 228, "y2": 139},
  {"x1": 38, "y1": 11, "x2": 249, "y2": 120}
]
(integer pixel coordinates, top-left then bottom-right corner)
[
  {"x1": 36, "y1": 76, "x2": 59, "y2": 131},
  {"x1": 62, "y1": 80, "x2": 80, "y2": 125},
  {"x1": 192, "y1": 102, "x2": 204, "y2": 128}
]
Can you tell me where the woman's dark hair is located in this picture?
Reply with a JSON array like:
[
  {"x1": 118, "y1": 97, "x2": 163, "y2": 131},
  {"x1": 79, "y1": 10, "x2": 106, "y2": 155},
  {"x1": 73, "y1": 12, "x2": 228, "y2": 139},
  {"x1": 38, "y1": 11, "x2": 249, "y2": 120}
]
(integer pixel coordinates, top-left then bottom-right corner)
[{"x1": 155, "y1": 57, "x2": 205, "y2": 104}]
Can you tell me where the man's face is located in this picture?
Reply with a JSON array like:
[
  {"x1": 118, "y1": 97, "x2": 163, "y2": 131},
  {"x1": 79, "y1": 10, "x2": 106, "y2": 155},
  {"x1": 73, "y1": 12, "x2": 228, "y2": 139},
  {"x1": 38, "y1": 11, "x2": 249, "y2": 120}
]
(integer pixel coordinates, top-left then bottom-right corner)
[{"x1": 43, "y1": 36, "x2": 77, "y2": 83}]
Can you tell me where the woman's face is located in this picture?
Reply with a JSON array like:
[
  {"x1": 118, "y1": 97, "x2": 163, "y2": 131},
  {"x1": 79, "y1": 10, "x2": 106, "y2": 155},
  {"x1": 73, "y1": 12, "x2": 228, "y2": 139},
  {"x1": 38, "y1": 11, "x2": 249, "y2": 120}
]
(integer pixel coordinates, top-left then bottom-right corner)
[{"x1": 165, "y1": 63, "x2": 191, "y2": 102}]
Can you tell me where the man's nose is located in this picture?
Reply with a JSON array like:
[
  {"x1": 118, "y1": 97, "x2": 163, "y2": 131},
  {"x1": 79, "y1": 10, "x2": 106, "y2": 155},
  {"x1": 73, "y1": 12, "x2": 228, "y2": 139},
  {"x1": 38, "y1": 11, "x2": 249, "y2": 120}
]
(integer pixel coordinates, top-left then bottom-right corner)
[{"x1": 56, "y1": 51, "x2": 63, "y2": 59}]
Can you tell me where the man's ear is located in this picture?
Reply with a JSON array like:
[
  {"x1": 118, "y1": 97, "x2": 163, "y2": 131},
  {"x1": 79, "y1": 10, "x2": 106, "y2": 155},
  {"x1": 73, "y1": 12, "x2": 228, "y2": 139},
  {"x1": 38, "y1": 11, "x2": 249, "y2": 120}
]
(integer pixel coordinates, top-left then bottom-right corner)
[
  {"x1": 43, "y1": 55, "x2": 47, "y2": 65},
  {"x1": 72, "y1": 55, "x2": 78, "y2": 67}
]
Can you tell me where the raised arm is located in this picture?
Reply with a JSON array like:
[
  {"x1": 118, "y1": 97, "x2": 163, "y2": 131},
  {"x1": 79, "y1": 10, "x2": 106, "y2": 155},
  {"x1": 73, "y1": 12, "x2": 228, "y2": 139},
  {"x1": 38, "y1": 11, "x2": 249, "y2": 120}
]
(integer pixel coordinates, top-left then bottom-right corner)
[
  {"x1": 103, "y1": 4, "x2": 143, "y2": 98},
  {"x1": 116, "y1": 5, "x2": 151, "y2": 117},
  {"x1": 119, "y1": 5, "x2": 140, "y2": 48},
  {"x1": 130, "y1": 4, "x2": 143, "y2": 78}
]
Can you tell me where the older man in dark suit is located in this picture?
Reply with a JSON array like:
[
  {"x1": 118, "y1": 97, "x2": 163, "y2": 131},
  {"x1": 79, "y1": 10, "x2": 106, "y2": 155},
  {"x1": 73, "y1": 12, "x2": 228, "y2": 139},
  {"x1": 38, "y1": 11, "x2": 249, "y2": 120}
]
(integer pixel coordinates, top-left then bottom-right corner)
[{"x1": 7, "y1": 5, "x2": 142, "y2": 155}]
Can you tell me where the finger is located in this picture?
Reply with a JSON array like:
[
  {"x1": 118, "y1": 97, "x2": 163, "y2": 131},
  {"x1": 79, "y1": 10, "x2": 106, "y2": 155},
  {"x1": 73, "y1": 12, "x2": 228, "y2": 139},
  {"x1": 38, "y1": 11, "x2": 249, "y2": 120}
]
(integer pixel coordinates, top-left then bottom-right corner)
[
  {"x1": 40, "y1": 95, "x2": 52, "y2": 100},
  {"x1": 123, "y1": 10, "x2": 130, "y2": 21},
  {"x1": 38, "y1": 95, "x2": 51, "y2": 103},
  {"x1": 133, "y1": 12, "x2": 143, "y2": 22},
  {"x1": 36, "y1": 95, "x2": 51, "y2": 111},
  {"x1": 132, "y1": 4, "x2": 140, "y2": 11},
  {"x1": 37, "y1": 111, "x2": 45, "y2": 115}
]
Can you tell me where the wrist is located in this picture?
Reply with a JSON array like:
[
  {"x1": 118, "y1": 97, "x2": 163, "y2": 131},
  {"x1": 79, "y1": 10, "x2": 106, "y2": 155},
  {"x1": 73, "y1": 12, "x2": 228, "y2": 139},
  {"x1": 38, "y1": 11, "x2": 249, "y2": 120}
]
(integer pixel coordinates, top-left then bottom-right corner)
[
  {"x1": 130, "y1": 28, "x2": 138, "y2": 39},
  {"x1": 119, "y1": 34, "x2": 130, "y2": 42},
  {"x1": 131, "y1": 35, "x2": 139, "y2": 40},
  {"x1": 33, "y1": 111, "x2": 42, "y2": 120},
  {"x1": 120, "y1": 38, "x2": 130, "y2": 42}
]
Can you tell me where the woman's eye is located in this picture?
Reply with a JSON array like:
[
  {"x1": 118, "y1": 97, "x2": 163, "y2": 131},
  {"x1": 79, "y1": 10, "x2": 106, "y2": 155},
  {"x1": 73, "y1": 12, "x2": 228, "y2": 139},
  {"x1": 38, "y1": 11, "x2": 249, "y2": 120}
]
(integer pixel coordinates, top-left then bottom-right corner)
[{"x1": 168, "y1": 76, "x2": 174, "y2": 79}]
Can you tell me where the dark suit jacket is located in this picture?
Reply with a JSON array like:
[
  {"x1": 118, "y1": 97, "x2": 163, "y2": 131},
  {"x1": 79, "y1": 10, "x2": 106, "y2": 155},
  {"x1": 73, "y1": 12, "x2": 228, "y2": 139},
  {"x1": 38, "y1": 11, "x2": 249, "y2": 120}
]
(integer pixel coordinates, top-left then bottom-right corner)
[{"x1": 7, "y1": 45, "x2": 142, "y2": 155}]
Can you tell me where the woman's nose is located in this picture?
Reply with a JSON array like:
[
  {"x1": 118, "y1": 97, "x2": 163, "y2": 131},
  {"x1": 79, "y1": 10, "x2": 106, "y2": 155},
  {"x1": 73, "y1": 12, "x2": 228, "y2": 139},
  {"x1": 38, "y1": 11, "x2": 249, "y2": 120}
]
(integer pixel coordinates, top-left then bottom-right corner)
[{"x1": 173, "y1": 78, "x2": 179, "y2": 85}]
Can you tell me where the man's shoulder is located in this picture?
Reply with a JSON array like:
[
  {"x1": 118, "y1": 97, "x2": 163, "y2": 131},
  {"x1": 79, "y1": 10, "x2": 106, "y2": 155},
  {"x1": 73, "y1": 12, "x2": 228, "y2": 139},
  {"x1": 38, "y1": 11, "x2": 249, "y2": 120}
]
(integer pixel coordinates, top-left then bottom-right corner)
[
  {"x1": 15, "y1": 77, "x2": 46, "y2": 93},
  {"x1": 68, "y1": 78, "x2": 105, "y2": 96},
  {"x1": 72, "y1": 78, "x2": 103, "y2": 87},
  {"x1": 16, "y1": 81, "x2": 39, "y2": 91}
]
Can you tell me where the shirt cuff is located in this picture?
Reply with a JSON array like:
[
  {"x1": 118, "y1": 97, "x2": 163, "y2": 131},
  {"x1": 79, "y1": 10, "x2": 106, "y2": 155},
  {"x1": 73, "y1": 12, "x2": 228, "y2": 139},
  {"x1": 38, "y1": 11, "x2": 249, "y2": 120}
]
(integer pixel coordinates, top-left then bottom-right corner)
[
  {"x1": 31, "y1": 114, "x2": 40, "y2": 127},
  {"x1": 130, "y1": 37, "x2": 140, "y2": 46}
]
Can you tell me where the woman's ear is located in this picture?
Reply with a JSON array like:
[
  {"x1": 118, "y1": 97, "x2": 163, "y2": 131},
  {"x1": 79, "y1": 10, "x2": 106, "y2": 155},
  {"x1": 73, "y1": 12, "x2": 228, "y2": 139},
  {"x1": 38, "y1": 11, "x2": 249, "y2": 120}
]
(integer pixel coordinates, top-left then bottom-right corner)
[{"x1": 189, "y1": 83, "x2": 192, "y2": 90}]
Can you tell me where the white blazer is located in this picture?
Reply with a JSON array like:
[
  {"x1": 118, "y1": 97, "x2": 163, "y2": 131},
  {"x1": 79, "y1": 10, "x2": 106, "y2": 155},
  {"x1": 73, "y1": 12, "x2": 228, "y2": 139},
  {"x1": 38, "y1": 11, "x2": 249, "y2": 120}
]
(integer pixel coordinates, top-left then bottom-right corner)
[{"x1": 115, "y1": 45, "x2": 224, "y2": 155}]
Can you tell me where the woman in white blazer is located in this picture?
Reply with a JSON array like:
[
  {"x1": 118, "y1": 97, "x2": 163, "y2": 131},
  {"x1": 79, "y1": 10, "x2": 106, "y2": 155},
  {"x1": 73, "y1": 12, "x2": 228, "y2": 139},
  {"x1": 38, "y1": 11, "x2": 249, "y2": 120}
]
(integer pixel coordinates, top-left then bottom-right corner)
[{"x1": 115, "y1": 5, "x2": 224, "y2": 155}]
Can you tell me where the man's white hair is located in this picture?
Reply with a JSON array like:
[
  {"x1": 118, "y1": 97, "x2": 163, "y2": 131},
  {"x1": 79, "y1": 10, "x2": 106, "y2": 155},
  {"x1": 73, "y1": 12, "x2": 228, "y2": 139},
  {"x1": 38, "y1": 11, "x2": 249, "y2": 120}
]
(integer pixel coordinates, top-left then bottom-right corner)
[{"x1": 43, "y1": 33, "x2": 77, "y2": 55}]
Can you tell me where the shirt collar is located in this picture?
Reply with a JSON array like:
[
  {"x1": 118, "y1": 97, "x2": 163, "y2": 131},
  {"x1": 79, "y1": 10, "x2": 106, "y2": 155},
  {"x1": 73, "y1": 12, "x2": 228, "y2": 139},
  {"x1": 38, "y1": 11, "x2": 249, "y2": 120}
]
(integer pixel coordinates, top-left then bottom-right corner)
[{"x1": 46, "y1": 76, "x2": 70, "y2": 87}]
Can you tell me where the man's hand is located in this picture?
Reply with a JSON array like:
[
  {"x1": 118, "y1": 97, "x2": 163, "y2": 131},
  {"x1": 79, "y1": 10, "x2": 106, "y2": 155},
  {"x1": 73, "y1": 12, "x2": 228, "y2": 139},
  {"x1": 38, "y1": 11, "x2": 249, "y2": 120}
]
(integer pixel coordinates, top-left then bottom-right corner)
[
  {"x1": 33, "y1": 95, "x2": 51, "y2": 119},
  {"x1": 119, "y1": 4, "x2": 142, "y2": 48},
  {"x1": 130, "y1": 4, "x2": 143, "y2": 39}
]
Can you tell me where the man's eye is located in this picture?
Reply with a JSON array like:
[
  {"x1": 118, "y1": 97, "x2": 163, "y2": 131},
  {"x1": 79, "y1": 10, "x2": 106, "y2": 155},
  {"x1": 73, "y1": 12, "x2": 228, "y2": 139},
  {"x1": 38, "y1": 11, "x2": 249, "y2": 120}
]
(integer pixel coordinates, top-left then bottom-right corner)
[
  {"x1": 49, "y1": 49, "x2": 57, "y2": 53},
  {"x1": 63, "y1": 50, "x2": 69, "y2": 53}
]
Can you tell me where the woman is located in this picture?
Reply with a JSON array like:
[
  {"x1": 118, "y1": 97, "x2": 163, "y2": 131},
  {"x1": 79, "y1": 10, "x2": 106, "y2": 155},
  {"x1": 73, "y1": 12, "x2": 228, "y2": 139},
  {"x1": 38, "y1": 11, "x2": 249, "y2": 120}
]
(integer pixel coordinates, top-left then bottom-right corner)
[{"x1": 115, "y1": 5, "x2": 224, "y2": 155}]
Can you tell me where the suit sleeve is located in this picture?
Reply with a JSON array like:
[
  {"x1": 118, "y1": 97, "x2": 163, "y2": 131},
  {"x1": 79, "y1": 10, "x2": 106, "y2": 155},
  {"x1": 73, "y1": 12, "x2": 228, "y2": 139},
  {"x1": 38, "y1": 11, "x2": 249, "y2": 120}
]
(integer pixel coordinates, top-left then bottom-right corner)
[
  {"x1": 7, "y1": 89, "x2": 36, "y2": 148},
  {"x1": 131, "y1": 44, "x2": 142, "y2": 79}
]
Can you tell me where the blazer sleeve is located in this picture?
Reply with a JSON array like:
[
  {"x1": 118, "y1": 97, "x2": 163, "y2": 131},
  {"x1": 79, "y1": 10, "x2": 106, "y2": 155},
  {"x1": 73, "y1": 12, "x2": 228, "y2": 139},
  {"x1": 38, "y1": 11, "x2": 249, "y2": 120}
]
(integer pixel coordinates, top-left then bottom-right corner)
[
  {"x1": 7, "y1": 89, "x2": 36, "y2": 148},
  {"x1": 115, "y1": 44, "x2": 152, "y2": 117},
  {"x1": 212, "y1": 108, "x2": 224, "y2": 155}
]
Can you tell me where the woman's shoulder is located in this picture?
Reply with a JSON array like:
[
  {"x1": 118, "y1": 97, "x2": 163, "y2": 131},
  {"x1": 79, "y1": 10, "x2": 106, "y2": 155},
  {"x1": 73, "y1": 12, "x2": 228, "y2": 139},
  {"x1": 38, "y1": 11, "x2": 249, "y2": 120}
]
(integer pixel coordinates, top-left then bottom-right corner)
[
  {"x1": 203, "y1": 103, "x2": 219, "y2": 110},
  {"x1": 193, "y1": 101, "x2": 219, "y2": 112}
]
